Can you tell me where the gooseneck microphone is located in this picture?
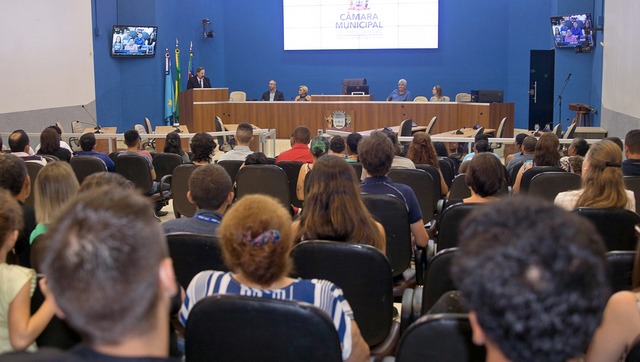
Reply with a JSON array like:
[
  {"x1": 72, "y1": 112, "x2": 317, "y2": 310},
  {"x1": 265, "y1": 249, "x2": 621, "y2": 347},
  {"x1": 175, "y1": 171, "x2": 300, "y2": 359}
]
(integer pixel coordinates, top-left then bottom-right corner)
[
  {"x1": 81, "y1": 105, "x2": 102, "y2": 133},
  {"x1": 565, "y1": 73, "x2": 572, "y2": 82}
]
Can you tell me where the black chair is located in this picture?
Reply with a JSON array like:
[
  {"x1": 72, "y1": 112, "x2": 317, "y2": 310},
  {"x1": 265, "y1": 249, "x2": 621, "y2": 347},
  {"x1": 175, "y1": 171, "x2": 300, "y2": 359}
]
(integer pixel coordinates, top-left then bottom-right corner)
[
  {"x1": 214, "y1": 116, "x2": 234, "y2": 152},
  {"x1": 448, "y1": 174, "x2": 470, "y2": 199},
  {"x1": 436, "y1": 203, "x2": 479, "y2": 251},
  {"x1": 420, "y1": 248, "x2": 458, "y2": 315},
  {"x1": 527, "y1": 172, "x2": 582, "y2": 202},
  {"x1": 438, "y1": 157, "x2": 456, "y2": 188},
  {"x1": 624, "y1": 176, "x2": 640, "y2": 214},
  {"x1": 108, "y1": 151, "x2": 120, "y2": 164},
  {"x1": 290, "y1": 241, "x2": 398, "y2": 356},
  {"x1": 519, "y1": 166, "x2": 565, "y2": 193},
  {"x1": 152, "y1": 152, "x2": 184, "y2": 183},
  {"x1": 399, "y1": 119, "x2": 413, "y2": 153},
  {"x1": 25, "y1": 162, "x2": 44, "y2": 207},
  {"x1": 573, "y1": 207, "x2": 640, "y2": 251},
  {"x1": 415, "y1": 164, "x2": 442, "y2": 198},
  {"x1": 70, "y1": 156, "x2": 107, "y2": 184},
  {"x1": 508, "y1": 160, "x2": 525, "y2": 186},
  {"x1": 236, "y1": 165, "x2": 290, "y2": 208},
  {"x1": 216, "y1": 160, "x2": 244, "y2": 182},
  {"x1": 607, "y1": 251, "x2": 636, "y2": 293},
  {"x1": 31, "y1": 276, "x2": 81, "y2": 349},
  {"x1": 349, "y1": 162, "x2": 363, "y2": 179},
  {"x1": 394, "y1": 314, "x2": 486, "y2": 362},
  {"x1": 40, "y1": 155, "x2": 60, "y2": 163},
  {"x1": 388, "y1": 168, "x2": 437, "y2": 222},
  {"x1": 166, "y1": 233, "x2": 226, "y2": 289},
  {"x1": 115, "y1": 154, "x2": 170, "y2": 207},
  {"x1": 171, "y1": 164, "x2": 198, "y2": 218},
  {"x1": 276, "y1": 161, "x2": 304, "y2": 208},
  {"x1": 184, "y1": 295, "x2": 343, "y2": 362}
]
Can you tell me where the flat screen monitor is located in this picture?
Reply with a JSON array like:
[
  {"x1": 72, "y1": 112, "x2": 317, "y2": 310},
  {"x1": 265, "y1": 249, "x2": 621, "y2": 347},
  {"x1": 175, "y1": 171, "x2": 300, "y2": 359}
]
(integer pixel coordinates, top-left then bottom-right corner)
[
  {"x1": 111, "y1": 25, "x2": 158, "y2": 57},
  {"x1": 550, "y1": 14, "x2": 594, "y2": 50}
]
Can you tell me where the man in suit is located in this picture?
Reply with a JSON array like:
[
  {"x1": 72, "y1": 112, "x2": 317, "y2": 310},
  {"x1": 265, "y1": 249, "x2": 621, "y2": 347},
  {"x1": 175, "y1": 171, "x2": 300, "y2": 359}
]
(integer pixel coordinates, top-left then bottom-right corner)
[
  {"x1": 186, "y1": 67, "x2": 211, "y2": 89},
  {"x1": 261, "y1": 79, "x2": 284, "y2": 101}
]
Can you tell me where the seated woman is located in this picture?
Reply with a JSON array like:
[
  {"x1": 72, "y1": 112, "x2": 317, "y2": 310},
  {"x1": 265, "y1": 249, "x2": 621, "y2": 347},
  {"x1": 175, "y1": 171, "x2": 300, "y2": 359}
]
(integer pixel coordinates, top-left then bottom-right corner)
[
  {"x1": 163, "y1": 131, "x2": 190, "y2": 163},
  {"x1": 406, "y1": 132, "x2": 449, "y2": 195},
  {"x1": 294, "y1": 85, "x2": 312, "y2": 101},
  {"x1": 296, "y1": 136, "x2": 329, "y2": 201},
  {"x1": 292, "y1": 155, "x2": 386, "y2": 253},
  {"x1": 555, "y1": 140, "x2": 635, "y2": 211},
  {"x1": 179, "y1": 194, "x2": 370, "y2": 362},
  {"x1": 36, "y1": 127, "x2": 72, "y2": 162},
  {"x1": 513, "y1": 132, "x2": 561, "y2": 192},
  {"x1": 430, "y1": 85, "x2": 447, "y2": 102},
  {"x1": 447, "y1": 153, "x2": 505, "y2": 207}
]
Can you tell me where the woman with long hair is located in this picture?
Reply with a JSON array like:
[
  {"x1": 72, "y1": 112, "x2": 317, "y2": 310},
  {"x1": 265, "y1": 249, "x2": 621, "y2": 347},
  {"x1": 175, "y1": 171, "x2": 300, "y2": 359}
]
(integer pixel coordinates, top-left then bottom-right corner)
[
  {"x1": 555, "y1": 140, "x2": 634, "y2": 211},
  {"x1": 406, "y1": 132, "x2": 449, "y2": 195},
  {"x1": 37, "y1": 127, "x2": 71, "y2": 162},
  {"x1": 296, "y1": 136, "x2": 329, "y2": 201},
  {"x1": 430, "y1": 85, "x2": 446, "y2": 102},
  {"x1": 292, "y1": 155, "x2": 386, "y2": 252},
  {"x1": 163, "y1": 131, "x2": 190, "y2": 163},
  {"x1": 513, "y1": 132, "x2": 561, "y2": 192}
]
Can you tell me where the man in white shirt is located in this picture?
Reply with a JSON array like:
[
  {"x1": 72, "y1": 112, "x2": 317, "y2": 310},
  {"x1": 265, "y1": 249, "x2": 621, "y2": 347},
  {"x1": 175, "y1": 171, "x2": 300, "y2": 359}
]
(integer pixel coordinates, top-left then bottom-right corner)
[
  {"x1": 8, "y1": 130, "x2": 47, "y2": 166},
  {"x1": 217, "y1": 122, "x2": 255, "y2": 162}
]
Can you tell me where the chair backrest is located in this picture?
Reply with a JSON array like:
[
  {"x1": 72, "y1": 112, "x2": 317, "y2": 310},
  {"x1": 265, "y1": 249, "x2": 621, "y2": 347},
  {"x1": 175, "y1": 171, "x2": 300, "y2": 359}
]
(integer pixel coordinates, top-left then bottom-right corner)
[
  {"x1": 519, "y1": 166, "x2": 565, "y2": 192},
  {"x1": 448, "y1": 174, "x2": 471, "y2": 199},
  {"x1": 495, "y1": 117, "x2": 507, "y2": 138},
  {"x1": 152, "y1": 152, "x2": 184, "y2": 182},
  {"x1": 229, "y1": 91, "x2": 247, "y2": 102},
  {"x1": 455, "y1": 93, "x2": 472, "y2": 102},
  {"x1": 217, "y1": 160, "x2": 245, "y2": 183},
  {"x1": 399, "y1": 119, "x2": 413, "y2": 138},
  {"x1": 171, "y1": 164, "x2": 198, "y2": 218},
  {"x1": 421, "y1": 248, "x2": 458, "y2": 313},
  {"x1": 413, "y1": 96, "x2": 428, "y2": 102},
  {"x1": 71, "y1": 120, "x2": 84, "y2": 134},
  {"x1": 25, "y1": 162, "x2": 44, "y2": 207},
  {"x1": 425, "y1": 116, "x2": 437, "y2": 134},
  {"x1": 437, "y1": 203, "x2": 479, "y2": 251},
  {"x1": 349, "y1": 162, "x2": 363, "y2": 178},
  {"x1": 214, "y1": 116, "x2": 232, "y2": 152},
  {"x1": 395, "y1": 313, "x2": 486, "y2": 362},
  {"x1": 108, "y1": 151, "x2": 120, "y2": 164},
  {"x1": 361, "y1": 194, "x2": 412, "y2": 278},
  {"x1": 115, "y1": 154, "x2": 153, "y2": 193},
  {"x1": 414, "y1": 164, "x2": 443, "y2": 200},
  {"x1": 134, "y1": 123, "x2": 147, "y2": 135},
  {"x1": 624, "y1": 176, "x2": 640, "y2": 214},
  {"x1": 185, "y1": 295, "x2": 343, "y2": 362},
  {"x1": 144, "y1": 117, "x2": 154, "y2": 134},
  {"x1": 573, "y1": 207, "x2": 640, "y2": 251},
  {"x1": 166, "y1": 233, "x2": 226, "y2": 289},
  {"x1": 606, "y1": 251, "x2": 636, "y2": 293},
  {"x1": 236, "y1": 165, "x2": 290, "y2": 207},
  {"x1": 528, "y1": 172, "x2": 582, "y2": 202},
  {"x1": 553, "y1": 122, "x2": 562, "y2": 137},
  {"x1": 40, "y1": 155, "x2": 59, "y2": 163},
  {"x1": 70, "y1": 156, "x2": 107, "y2": 184},
  {"x1": 290, "y1": 240, "x2": 394, "y2": 347},
  {"x1": 442, "y1": 96, "x2": 450, "y2": 102},
  {"x1": 508, "y1": 160, "x2": 525, "y2": 186},
  {"x1": 438, "y1": 157, "x2": 455, "y2": 188},
  {"x1": 31, "y1": 275, "x2": 81, "y2": 350},
  {"x1": 564, "y1": 122, "x2": 578, "y2": 139},
  {"x1": 388, "y1": 168, "x2": 437, "y2": 221},
  {"x1": 276, "y1": 161, "x2": 304, "y2": 208}
]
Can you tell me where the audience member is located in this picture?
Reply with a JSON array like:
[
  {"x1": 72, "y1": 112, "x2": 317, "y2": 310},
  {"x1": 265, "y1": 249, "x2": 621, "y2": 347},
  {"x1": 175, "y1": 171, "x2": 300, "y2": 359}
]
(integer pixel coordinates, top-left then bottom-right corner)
[
  {"x1": 79, "y1": 172, "x2": 133, "y2": 192},
  {"x1": 217, "y1": 122, "x2": 254, "y2": 162},
  {"x1": 261, "y1": 80, "x2": 284, "y2": 101},
  {"x1": 386, "y1": 79, "x2": 411, "y2": 101},
  {"x1": 162, "y1": 164, "x2": 233, "y2": 235},
  {"x1": 623, "y1": 129, "x2": 640, "y2": 176},
  {"x1": 359, "y1": 132, "x2": 429, "y2": 248},
  {"x1": 180, "y1": 194, "x2": 370, "y2": 362},
  {"x1": 604, "y1": 136, "x2": 624, "y2": 152},
  {"x1": 30, "y1": 162, "x2": 79, "y2": 244},
  {"x1": 8, "y1": 131, "x2": 46, "y2": 166},
  {"x1": 449, "y1": 153, "x2": 506, "y2": 207},
  {"x1": 462, "y1": 135, "x2": 499, "y2": 163},
  {"x1": 75, "y1": 133, "x2": 115, "y2": 171},
  {"x1": 452, "y1": 197, "x2": 609, "y2": 362},
  {"x1": 568, "y1": 155, "x2": 584, "y2": 176},
  {"x1": 276, "y1": 126, "x2": 313, "y2": 163},
  {"x1": 294, "y1": 85, "x2": 311, "y2": 101},
  {"x1": 0, "y1": 155, "x2": 35, "y2": 268},
  {"x1": 434, "y1": 141, "x2": 449, "y2": 158},
  {"x1": 406, "y1": 132, "x2": 449, "y2": 195},
  {"x1": 513, "y1": 132, "x2": 561, "y2": 192},
  {"x1": 430, "y1": 85, "x2": 447, "y2": 102},
  {"x1": 296, "y1": 136, "x2": 329, "y2": 201},
  {"x1": 119, "y1": 129, "x2": 161, "y2": 201},
  {"x1": 382, "y1": 129, "x2": 415, "y2": 169},
  {"x1": 34, "y1": 125, "x2": 73, "y2": 154},
  {"x1": 0, "y1": 189, "x2": 54, "y2": 354},
  {"x1": 555, "y1": 140, "x2": 634, "y2": 211},
  {"x1": 345, "y1": 132, "x2": 362, "y2": 162},
  {"x1": 163, "y1": 132, "x2": 190, "y2": 163},
  {"x1": 292, "y1": 155, "x2": 386, "y2": 252},
  {"x1": 560, "y1": 137, "x2": 589, "y2": 172},
  {"x1": 504, "y1": 133, "x2": 529, "y2": 166},
  {"x1": 243, "y1": 152, "x2": 269, "y2": 166},
  {"x1": 190, "y1": 132, "x2": 216, "y2": 165},
  {"x1": 36, "y1": 127, "x2": 72, "y2": 162},
  {"x1": 329, "y1": 136, "x2": 347, "y2": 158},
  {"x1": 506, "y1": 135, "x2": 536, "y2": 176}
]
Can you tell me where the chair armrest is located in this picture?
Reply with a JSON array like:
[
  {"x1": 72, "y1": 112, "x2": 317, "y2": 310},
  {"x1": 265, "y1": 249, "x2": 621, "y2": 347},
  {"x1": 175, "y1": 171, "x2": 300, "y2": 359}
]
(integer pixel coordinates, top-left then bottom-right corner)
[
  {"x1": 160, "y1": 174, "x2": 173, "y2": 200},
  {"x1": 370, "y1": 320, "x2": 400, "y2": 358},
  {"x1": 400, "y1": 288, "x2": 414, "y2": 334},
  {"x1": 411, "y1": 286, "x2": 423, "y2": 322}
]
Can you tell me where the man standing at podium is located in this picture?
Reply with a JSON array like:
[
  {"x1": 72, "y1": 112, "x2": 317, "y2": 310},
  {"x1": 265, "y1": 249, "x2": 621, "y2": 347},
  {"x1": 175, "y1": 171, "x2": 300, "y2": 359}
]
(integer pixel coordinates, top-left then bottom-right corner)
[
  {"x1": 261, "y1": 80, "x2": 284, "y2": 101},
  {"x1": 187, "y1": 67, "x2": 211, "y2": 89}
]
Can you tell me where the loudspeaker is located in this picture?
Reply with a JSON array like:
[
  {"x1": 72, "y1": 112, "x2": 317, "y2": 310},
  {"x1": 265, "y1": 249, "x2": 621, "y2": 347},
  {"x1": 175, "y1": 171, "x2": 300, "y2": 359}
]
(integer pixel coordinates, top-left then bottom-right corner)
[{"x1": 470, "y1": 90, "x2": 504, "y2": 103}]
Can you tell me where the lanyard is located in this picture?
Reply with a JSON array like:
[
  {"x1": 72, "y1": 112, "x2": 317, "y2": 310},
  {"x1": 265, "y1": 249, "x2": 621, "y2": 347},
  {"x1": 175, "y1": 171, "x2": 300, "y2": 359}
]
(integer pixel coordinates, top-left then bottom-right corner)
[{"x1": 195, "y1": 214, "x2": 221, "y2": 225}]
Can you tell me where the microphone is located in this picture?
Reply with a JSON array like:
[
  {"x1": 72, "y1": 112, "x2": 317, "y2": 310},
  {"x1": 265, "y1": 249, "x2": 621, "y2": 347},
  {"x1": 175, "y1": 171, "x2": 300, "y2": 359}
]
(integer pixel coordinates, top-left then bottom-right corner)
[
  {"x1": 565, "y1": 73, "x2": 572, "y2": 82},
  {"x1": 81, "y1": 105, "x2": 102, "y2": 133}
]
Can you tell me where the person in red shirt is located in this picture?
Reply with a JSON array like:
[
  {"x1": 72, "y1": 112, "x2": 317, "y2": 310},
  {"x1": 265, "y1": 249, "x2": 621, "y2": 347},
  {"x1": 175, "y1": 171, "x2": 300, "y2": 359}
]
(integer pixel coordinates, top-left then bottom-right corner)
[{"x1": 275, "y1": 126, "x2": 314, "y2": 163}]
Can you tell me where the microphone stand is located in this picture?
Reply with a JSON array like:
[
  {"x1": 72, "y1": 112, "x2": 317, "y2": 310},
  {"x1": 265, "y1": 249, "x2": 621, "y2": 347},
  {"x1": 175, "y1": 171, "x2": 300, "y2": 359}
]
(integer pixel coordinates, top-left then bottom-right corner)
[
  {"x1": 554, "y1": 74, "x2": 571, "y2": 129},
  {"x1": 81, "y1": 105, "x2": 102, "y2": 133}
]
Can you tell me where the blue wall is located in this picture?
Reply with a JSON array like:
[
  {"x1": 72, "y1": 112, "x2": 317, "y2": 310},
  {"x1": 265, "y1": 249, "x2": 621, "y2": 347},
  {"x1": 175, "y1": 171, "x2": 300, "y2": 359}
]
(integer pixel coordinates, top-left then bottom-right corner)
[{"x1": 92, "y1": 0, "x2": 603, "y2": 131}]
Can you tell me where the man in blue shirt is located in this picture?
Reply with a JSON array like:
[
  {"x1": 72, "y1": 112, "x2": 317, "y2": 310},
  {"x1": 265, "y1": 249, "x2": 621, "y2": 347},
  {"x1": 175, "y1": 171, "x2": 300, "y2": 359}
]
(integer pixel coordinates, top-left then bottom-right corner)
[
  {"x1": 386, "y1": 79, "x2": 412, "y2": 101},
  {"x1": 75, "y1": 133, "x2": 115, "y2": 171}
]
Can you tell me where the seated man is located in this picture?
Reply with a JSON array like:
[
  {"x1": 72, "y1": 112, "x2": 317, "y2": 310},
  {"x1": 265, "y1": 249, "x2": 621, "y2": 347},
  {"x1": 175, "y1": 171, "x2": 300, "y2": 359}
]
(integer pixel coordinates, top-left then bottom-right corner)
[
  {"x1": 275, "y1": 126, "x2": 313, "y2": 163},
  {"x1": 162, "y1": 164, "x2": 234, "y2": 235},
  {"x1": 506, "y1": 136, "x2": 536, "y2": 176},
  {"x1": 1, "y1": 188, "x2": 178, "y2": 361},
  {"x1": 75, "y1": 133, "x2": 115, "y2": 172},
  {"x1": 8, "y1": 130, "x2": 46, "y2": 166},
  {"x1": 217, "y1": 122, "x2": 254, "y2": 162},
  {"x1": 452, "y1": 197, "x2": 609, "y2": 362},
  {"x1": 358, "y1": 131, "x2": 428, "y2": 248},
  {"x1": 623, "y1": 129, "x2": 640, "y2": 176},
  {"x1": 345, "y1": 132, "x2": 362, "y2": 162},
  {"x1": 504, "y1": 133, "x2": 528, "y2": 166}
]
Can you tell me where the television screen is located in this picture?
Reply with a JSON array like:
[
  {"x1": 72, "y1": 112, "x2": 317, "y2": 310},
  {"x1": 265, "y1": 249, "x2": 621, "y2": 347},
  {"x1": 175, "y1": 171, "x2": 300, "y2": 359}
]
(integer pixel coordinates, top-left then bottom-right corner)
[
  {"x1": 111, "y1": 25, "x2": 157, "y2": 57},
  {"x1": 551, "y1": 14, "x2": 593, "y2": 50}
]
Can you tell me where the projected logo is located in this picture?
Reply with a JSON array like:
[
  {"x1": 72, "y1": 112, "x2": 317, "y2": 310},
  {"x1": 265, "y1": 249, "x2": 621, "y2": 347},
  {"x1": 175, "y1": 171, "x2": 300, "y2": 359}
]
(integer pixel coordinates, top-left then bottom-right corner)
[
  {"x1": 349, "y1": 0, "x2": 369, "y2": 11},
  {"x1": 337, "y1": 0, "x2": 383, "y2": 35}
]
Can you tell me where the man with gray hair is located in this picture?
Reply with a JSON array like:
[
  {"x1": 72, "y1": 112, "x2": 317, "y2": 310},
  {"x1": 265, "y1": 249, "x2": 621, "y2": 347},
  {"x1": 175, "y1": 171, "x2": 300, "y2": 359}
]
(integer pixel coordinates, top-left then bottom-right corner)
[{"x1": 386, "y1": 78, "x2": 412, "y2": 101}]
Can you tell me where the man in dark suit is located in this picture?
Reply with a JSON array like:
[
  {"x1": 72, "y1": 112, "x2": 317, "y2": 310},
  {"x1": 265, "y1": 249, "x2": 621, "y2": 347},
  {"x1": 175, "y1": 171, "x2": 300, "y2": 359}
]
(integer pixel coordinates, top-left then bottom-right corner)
[
  {"x1": 261, "y1": 79, "x2": 284, "y2": 101},
  {"x1": 187, "y1": 67, "x2": 212, "y2": 89}
]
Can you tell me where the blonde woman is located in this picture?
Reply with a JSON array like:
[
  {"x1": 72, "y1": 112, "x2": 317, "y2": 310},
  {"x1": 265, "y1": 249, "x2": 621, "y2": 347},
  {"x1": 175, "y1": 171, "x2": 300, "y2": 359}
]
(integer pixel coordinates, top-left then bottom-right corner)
[
  {"x1": 295, "y1": 85, "x2": 311, "y2": 101},
  {"x1": 555, "y1": 139, "x2": 634, "y2": 211}
]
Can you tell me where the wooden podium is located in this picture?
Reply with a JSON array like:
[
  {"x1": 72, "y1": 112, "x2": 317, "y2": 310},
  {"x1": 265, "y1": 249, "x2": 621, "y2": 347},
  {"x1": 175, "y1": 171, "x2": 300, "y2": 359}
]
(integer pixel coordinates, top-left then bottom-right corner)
[
  {"x1": 179, "y1": 88, "x2": 229, "y2": 132},
  {"x1": 155, "y1": 125, "x2": 190, "y2": 151},
  {"x1": 83, "y1": 127, "x2": 116, "y2": 154}
]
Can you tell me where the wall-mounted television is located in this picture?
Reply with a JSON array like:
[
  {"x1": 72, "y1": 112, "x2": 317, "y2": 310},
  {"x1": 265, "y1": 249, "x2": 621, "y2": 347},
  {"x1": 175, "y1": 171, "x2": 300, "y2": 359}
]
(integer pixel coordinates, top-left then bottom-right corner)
[
  {"x1": 550, "y1": 14, "x2": 593, "y2": 51},
  {"x1": 111, "y1": 25, "x2": 157, "y2": 57}
]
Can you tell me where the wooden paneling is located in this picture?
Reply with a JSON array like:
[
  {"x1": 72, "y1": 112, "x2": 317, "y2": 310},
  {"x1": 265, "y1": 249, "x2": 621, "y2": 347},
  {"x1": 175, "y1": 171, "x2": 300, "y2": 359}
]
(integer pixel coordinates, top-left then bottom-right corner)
[{"x1": 312, "y1": 95, "x2": 372, "y2": 102}]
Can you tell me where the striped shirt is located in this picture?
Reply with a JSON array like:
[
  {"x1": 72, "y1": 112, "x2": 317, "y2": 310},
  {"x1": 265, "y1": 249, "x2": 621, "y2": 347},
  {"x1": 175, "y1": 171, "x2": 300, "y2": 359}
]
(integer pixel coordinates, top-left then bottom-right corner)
[{"x1": 180, "y1": 271, "x2": 354, "y2": 360}]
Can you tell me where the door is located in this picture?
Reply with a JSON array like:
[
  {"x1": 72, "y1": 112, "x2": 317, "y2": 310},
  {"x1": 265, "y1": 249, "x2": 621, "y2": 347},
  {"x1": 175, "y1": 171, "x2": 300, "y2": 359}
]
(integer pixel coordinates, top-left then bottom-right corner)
[{"x1": 528, "y1": 50, "x2": 555, "y2": 130}]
